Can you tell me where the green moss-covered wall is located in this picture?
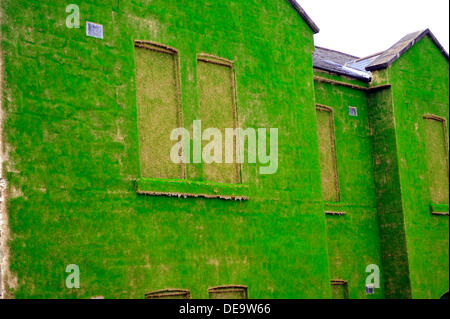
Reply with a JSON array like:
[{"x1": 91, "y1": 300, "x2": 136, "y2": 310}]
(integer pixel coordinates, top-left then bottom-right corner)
[
  {"x1": 314, "y1": 74, "x2": 385, "y2": 299},
  {"x1": 366, "y1": 35, "x2": 449, "y2": 299},
  {"x1": 0, "y1": 0, "x2": 332, "y2": 298},
  {"x1": 1, "y1": 0, "x2": 448, "y2": 300},
  {"x1": 368, "y1": 86, "x2": 412, "y2": 299},
  {"x1": 389, "y1": 36, "x2": 449, "y2": 299}
]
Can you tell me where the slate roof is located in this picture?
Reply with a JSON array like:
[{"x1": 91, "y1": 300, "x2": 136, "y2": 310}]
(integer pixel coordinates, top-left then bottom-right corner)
[
  {"x1": 313, "y1": 29, "x2": 449, "y2": 81},
  {"x1": 287, "y1": 0, "x2": 320, "y2": 34},
  {"x1": 346, "y1": 53, "x2": 382, "y2": 73},
  {"x1": 313, "y1": 47, "x2": 372, "y2": 82}
]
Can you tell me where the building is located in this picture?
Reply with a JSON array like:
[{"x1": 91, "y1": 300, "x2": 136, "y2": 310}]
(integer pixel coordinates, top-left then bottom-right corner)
[{"x1": 0, "y1": 0, "x2": 448, "y2": 299}]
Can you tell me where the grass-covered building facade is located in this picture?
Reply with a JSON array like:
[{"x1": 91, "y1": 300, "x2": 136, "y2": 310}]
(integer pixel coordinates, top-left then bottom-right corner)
[{"x1": 0, "y1": 0, "x2": 448, "y2": 299}]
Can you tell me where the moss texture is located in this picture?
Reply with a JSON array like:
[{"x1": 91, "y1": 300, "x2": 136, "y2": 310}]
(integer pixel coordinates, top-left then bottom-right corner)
[
  {"x1": 0, "y1": 0, "x2": 448, "y2": 299},
  {"x1": 1, "y1": 0, "x2": 331, "y2": 298},
  {"x1": 388, "y1": 36, "x2": 449, "y2": 299},
  {"x1": 368, "y1": 87, "x2": 412, "y2": 299},
  {"x1": 314, "y1": 78, "x2": 385, "y2": 299}
]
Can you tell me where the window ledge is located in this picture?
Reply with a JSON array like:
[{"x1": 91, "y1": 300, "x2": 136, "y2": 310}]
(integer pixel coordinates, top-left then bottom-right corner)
[
  {"x1": 135, "y1": 178, "x2": 249, "y2": 201},
  {"x1": 324, "y1": 202, "x2": 347, "y2": 216},
  {"x1": 325, "y1": 211, "x2": 347, "y2": 216},
  {"x1": 431, "y1": 204, "x2": 449, "y2": 216}
]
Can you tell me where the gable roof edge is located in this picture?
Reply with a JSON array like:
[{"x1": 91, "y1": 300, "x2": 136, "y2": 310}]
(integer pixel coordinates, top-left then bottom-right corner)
[
  {"x1": 426, "y1": 29, "x2": 449, "y2": 61},
  {"x1": 286, "y1": 0, "x2": 320, "y2": 34},
  {"x1": 367, "y1": 29, "x2": 449, "y2": 71}
]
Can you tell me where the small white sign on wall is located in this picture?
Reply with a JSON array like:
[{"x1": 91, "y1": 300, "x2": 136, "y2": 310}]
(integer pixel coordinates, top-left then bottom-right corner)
[
  {"x1": 86, "y1": 21, "x2": 104, "y2": 39},
  {"x1": 349, "y1": 106, "x2": 358, "y2": 117}
]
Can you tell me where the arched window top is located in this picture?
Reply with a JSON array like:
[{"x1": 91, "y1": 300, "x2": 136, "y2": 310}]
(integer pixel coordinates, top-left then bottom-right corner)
[
  {"x1": 145, "y1": 288, "x2": 191, "y2": 299},
  {"x1": 208, "y1": 285, "x2": 248, "y2": 299}
]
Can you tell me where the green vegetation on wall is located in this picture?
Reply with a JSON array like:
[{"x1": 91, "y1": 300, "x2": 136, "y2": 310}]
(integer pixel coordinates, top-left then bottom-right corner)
[
  {"x1": 314, "y1": 74, "x2": 385, "y2": 299},
  {"x1": 1, "y1": 0, "x2": 448, "y2": 300},
  {"x1": 388, "y1": 36, "x2": 449, "y2": 299},
  {"x1": 368, "y1": 86, "x2": 412, "y2": 299},
  {"x1": 1, "y1": 0, "x2": 332, "y2": 298}
]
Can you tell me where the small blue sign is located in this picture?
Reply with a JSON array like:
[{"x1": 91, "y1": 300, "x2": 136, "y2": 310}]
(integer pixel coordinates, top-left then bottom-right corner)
[
  {"x1": 86, "y1": 21, "x2": 103, "y2": 39},
  {"x1": 349, "y1": 106, "x2": 358, "y2": 117},
  {"x1": 366, "y1": 284, "x2": 375, "y2": 295}
]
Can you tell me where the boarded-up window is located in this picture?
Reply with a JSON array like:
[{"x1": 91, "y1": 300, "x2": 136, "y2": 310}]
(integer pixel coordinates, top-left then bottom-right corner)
[
  {"x1": 208, "y1": 285, "x2": 248, "y2": 299},
  {"x1": 316, "y1": 106, "x2": 340, "y2": 202},
  {"x1": 331, "y1": 280, "x2": 349, "y2": 299},
  {"x1": 134, "y1": 41, "x2": 184, "y2": 179},
  {"x1": 197, "y1": 55, "x2": 240, "y2": 184},
  {"x1": 423, "y1": 115, "x2": 449, "y2": 204},
  {"x1": 145, "y1": 289, "x2": 191, "y2": 299}
]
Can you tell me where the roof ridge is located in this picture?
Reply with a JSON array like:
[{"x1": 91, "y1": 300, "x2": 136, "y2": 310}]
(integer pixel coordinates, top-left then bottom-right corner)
[
  {"x1": 352, "y1": 51, "x2": 384, "y2": 63},
  {"x1": 367, "y1": 29, "x2": 449, "y2": 71},
  {"x1": 287, "y1": 0, "x2": 320, "y2": 34}
]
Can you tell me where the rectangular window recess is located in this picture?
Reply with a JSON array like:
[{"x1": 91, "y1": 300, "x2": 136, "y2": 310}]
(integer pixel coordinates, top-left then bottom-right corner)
[
  {"x1": 423, "y1": 115, "x2": 449, "y2": 205},
  {"x1": 316, "y1": 105, "x2": 341, "y2": 202},
  {"x1": 134, "y1": 40, "x2": 185, "y2": 180},
  {"x1": 197, "y1": 54, "x2": 241, "y2": 184},
  {"x1": 135, "y1": 178, "x2": 249, "y2": 201},
  {"x1": 431, "y1": 203, "x2": 449, "y2": 216},
  {"x1": 331, "y1": 280, "x2": 349, "y2": 299},
  {"x1": 208, "y1": 285, "x2": 248, "y2": 299}
]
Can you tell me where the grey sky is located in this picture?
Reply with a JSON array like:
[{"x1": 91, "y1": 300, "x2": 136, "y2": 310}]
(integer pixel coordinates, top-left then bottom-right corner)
[{"x1": 297, "y1": 0, "x2": 450, "y2": 58}]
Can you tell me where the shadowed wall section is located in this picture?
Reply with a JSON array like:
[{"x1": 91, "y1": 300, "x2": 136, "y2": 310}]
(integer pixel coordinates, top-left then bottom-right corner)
[{"x1": 368, "y1": 86, "x2": 412, "y2": 299}]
